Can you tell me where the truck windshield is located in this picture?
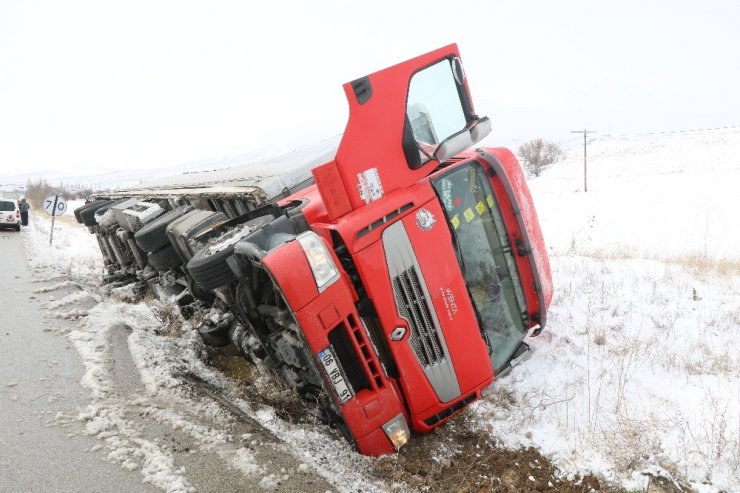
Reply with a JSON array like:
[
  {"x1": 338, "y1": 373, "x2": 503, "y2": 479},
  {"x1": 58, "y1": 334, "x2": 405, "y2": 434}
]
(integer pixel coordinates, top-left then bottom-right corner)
[{"x1": 432, "y1": 162, "x2": 528, "y2": 372}]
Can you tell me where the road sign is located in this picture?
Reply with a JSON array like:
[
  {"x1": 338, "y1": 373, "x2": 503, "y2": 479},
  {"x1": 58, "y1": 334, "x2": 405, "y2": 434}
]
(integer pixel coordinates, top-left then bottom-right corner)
[
  {"x1": 43, "y1": 195, "x2": 67, "y2": 216},
  {"x1": 43, "y1": 195, "x2": 67, "y2": 246}
]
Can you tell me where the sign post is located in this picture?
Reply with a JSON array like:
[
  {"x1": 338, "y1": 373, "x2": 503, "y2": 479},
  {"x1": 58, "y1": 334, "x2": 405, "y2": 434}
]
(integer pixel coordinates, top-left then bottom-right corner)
[{"x1": 43, "y1": 195, "x2": 67, "y2": 246}]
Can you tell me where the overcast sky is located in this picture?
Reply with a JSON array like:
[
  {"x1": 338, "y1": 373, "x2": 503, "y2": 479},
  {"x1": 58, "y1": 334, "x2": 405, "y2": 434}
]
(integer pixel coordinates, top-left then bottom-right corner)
[{"x1": 1, "y1": 0, "x2": 739, "y2": 177}]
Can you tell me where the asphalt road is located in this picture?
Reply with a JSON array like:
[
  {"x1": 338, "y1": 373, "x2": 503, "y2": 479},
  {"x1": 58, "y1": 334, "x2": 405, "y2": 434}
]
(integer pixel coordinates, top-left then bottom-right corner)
[
  {"x1": 0, "y1": 228, "x2": 157, "y2": 492},
  {"x1": 0, "y1": 225, "x2": 336, "y2": 493}
]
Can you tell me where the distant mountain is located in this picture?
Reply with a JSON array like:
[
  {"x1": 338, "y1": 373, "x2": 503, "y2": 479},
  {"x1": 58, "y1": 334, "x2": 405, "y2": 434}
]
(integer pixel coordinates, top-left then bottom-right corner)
[{"x1": 0, "y1": 141, "x2": 315, "y2": 192}]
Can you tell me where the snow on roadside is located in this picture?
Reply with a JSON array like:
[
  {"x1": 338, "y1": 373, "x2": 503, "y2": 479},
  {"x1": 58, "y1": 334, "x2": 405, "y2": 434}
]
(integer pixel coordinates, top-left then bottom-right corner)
[
  {"x1": 475, "y1": 129, "x2": 740, "y2": 492},
  {"x1": 122, "y1": 301, "x2": 388, "y2": 492},
  {"x1": 45, "y1": 290, "x2": 101, "y2": 309},
  {"x1": 22, "y1": 208, "x2": 387, "y2": 492},
  {"x1": 22, "y1": 210, "x2": 104, "y2": 281}
]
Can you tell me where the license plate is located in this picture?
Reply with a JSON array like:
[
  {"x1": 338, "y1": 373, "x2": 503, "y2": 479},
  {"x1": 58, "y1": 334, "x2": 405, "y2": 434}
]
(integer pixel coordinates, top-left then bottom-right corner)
[{"x1": 318, "y1": 346, "x2": 353, "y2": 404}]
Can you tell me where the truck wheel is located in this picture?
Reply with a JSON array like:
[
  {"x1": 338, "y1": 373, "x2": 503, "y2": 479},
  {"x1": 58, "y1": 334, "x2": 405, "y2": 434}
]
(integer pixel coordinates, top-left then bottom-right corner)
[
  {"x1": 94, "y1": 198, "x2": 128, "y2": 224},
  {"x1": 187, "y1": 215, "x2": 273, "y2": 292},
  {"x1": 147, "y1": 244, "x2": 182, "y2": 271},
  {"x1": 76, "y1": 201, "x2": 113, "y2": 226},
  {"x1": 134, "y1": 205, "x2": 193, "y2": 252},
  {"x1": 74, "y1": 201, "x2": 101, "y2": 223},
  {"x1": 92, "y1": 202, "x2": 113, "y2": 222},
  {"x1": 186, "y1": 274, "x2": 215, "y2": 305}
]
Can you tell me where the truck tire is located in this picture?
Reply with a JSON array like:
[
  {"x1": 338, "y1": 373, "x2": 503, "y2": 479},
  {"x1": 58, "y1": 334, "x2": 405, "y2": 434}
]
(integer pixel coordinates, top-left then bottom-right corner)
[
  {"x1": 94, "y1": 198, "x2": 128, "y2": 224},
  {"x1": 80, "y1": 200, "x2": 114, "y2": 227},
  {"x1": 74, "y1": 200, "x2": 104, "y2": 223},
  {"x1": 90, "y1": 200, "x2": 122, "y2": 226},
  {"x1": 146, "y1": 244, "x2": 182, "y2": 271},
  {"x1": 80, "y1": 200, "x2": 113, "y2": 226},
  {"x1": 187, "y1": 215, "x2": 273, "y2": 292},
  {"x1": 187, "y1": 243, "x2": 239, "y2": 292},
  {"x1": 186, "y1": 273, "x2": 215, "y2": 305},
  {"x1": 134, "y1": 205, "x2": 193, "y2": 252}
]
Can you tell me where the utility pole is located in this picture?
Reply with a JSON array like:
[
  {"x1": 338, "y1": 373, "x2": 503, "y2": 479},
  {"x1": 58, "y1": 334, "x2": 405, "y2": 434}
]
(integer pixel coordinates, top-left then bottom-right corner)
[{"x1": 571, "y1": 129, "x2": 597, "y2": 192}]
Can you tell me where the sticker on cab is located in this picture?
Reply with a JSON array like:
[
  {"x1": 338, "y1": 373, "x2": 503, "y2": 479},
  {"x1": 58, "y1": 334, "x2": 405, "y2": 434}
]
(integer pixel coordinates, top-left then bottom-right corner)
[
  {"x1": 451, "y1": 214, "x2": 460, "y2": 230},
  {"x1": 357, "y1": 168, "x2": 384, "y2": 204},
  {"x1": 415, "y1": 208, "x2": 436, "y2": 231},
  {"x1": 464, "y1": 208, "x2": 475, "y2": 223},
  {"x1": 486, "y1": 194, "x2": 494, "y2": 209},
  {"x1": 475, "y1": 201, "x2": 485, "y2": 216}
]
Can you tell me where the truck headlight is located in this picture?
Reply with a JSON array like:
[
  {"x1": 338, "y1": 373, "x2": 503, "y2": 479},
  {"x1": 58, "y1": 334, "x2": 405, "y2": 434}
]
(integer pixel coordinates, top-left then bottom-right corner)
[
  {"x1": 296, "y1": 231, "x2": 340, "y2": 292},
  {"x1": 382, "y1": 413, "x2": 410, "y2": 450}
]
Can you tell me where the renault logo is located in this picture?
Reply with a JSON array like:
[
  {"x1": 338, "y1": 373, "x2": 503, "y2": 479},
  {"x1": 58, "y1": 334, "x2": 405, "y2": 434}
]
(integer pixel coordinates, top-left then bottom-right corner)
[{"x1": 390, "y1": 327, "x2": 406, "y2": 341}]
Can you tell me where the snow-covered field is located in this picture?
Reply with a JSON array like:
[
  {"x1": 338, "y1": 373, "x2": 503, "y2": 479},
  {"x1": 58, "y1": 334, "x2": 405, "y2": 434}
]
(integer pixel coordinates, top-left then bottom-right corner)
[
  {"x1": 475, "y1": 128, "x2": 740, "y2": 492},
  {"x1": 20, "y1": 127, "x2": 740, "y2": 492}
]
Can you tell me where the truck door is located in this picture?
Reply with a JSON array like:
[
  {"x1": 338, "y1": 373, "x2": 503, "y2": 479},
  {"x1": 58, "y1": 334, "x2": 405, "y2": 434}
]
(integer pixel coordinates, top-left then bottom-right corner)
[{"x1": 312, "y1": 44, "x2": 491, "y2": 220}]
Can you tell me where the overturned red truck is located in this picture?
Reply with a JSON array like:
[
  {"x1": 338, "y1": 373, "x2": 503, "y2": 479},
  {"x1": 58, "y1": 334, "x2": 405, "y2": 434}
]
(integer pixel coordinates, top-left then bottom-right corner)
[{"x1": 76, "y1": 44, "x2": 552, "y2": 456}]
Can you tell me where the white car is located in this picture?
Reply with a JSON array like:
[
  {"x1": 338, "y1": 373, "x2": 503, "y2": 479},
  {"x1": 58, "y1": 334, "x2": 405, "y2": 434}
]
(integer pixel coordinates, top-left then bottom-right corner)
[{"x1": 0, "y1": 199, "x2": 21, "y2": 231}]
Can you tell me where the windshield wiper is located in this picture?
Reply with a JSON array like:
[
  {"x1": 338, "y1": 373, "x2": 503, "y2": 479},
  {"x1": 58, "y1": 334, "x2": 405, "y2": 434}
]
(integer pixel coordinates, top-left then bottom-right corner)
[
  {"x1": 449, "y1": 227, "x2": 466, "y2": 275},
  {"x1": 467, "y1": 287, "x2": 493, "y2": 353}
]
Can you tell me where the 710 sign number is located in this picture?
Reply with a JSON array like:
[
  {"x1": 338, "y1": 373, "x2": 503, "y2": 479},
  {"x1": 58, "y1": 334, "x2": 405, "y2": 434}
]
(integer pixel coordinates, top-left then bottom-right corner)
[{"x1": 43, "y1": 195, "x2": 68, "y2": 216}]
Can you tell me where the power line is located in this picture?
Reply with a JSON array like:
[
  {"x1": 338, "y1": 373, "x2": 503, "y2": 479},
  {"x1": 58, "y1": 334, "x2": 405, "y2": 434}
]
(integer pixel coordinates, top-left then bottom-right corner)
[{"x1": 571, "y1": 129, "x2": 597, "y2": 192}]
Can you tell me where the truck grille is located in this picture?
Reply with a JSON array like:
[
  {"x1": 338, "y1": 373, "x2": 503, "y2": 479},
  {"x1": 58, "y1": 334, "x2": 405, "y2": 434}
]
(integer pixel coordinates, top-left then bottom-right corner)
[
  {"x1": 392, "y1": 267, "x2": 443, "y2": 367},
  {"x1": 383, "y1": 220, "x2": 461, "y2": 403}
]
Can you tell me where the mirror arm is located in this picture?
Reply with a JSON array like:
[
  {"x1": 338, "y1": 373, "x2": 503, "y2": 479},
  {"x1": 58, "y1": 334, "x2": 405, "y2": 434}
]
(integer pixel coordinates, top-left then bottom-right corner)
[{"x1": 419, "y1": 143, "x2": 434, "y2": 160}]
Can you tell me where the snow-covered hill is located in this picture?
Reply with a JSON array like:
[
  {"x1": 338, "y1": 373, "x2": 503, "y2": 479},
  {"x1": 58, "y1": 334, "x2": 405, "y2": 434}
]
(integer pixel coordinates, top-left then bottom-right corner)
[
  {"x1": 0, "y1": 142, "x2": 309, "y2": 192},
  {"x1": 531, "y1": 128, "x2": 740, "y2": 260}
]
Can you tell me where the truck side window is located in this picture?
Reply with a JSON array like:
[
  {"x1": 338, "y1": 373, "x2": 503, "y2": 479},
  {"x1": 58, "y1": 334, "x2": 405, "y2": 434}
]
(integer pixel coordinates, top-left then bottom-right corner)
[{"x1": 406, "y1": 59, "x2": 468, "y2": 165}]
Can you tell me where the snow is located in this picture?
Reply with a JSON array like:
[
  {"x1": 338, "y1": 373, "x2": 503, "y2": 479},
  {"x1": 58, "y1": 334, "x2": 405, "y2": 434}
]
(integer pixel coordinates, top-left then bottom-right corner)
[
  {"x1": 532, "y1": 128, "x2": 740, "y2": 260},
  {"x1": 21, "y1": 201, "x2": 385, "y2": 492},
  {"x1": 473, "y1": 128, "x2": 740, "y2": 492},
  {"x1": 19, "y1": 126, "x2": 740, "y2": 492},
  {"x1": 230, "y1": 447, "x2": 264, "y2": 476}
]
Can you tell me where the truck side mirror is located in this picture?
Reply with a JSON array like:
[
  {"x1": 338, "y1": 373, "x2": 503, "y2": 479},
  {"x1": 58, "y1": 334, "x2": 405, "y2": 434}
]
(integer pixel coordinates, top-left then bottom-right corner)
[
  {"x1": 405, "y1": 57, "x2": 488, "y2": 167},
  {"x1": 433, "y1": 117, "x2": 492, "y2": 162}
]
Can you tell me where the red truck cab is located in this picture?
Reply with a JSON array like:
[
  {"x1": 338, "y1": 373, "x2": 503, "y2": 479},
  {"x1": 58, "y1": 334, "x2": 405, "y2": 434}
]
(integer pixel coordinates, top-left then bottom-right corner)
[{"x1": 253, "y1": 44, "x2": 552, "y2": 455}]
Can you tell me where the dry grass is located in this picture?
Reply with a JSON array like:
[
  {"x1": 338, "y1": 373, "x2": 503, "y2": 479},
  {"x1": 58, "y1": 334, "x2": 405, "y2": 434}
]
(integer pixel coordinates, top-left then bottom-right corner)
[
  {"x1": 30, "y1": 209, "x2": 84, "y2": 228},
  {"x1": 678, "y1": 389, "x2": 740, "y2": 480},
  {"x1": 663, "y1": 252, "x2": 740, "y2": 278},
  {"x1": 531, "y1": 246, "x2": 740, "y2": 488},
  {"x1": 568, "y1": 243, "x2": 638, "y2": 261},
  {"x1": 571, "y1": 245, "x2": 740, "y2": 279},
  {"x1": 148, "y1": 301, "x2": 184, "y2": 336}
]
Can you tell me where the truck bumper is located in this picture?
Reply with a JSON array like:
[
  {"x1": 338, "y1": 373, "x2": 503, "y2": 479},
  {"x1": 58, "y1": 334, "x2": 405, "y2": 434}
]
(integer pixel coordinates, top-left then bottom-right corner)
[{"x1": 262, "y1": 238, "x2": 408, "y2": 456}]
